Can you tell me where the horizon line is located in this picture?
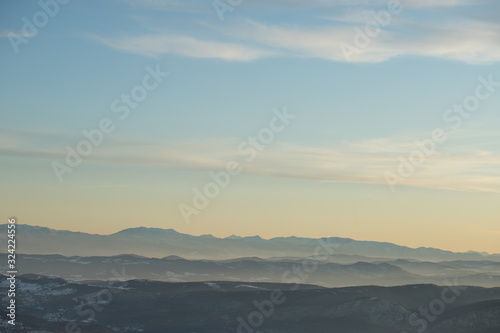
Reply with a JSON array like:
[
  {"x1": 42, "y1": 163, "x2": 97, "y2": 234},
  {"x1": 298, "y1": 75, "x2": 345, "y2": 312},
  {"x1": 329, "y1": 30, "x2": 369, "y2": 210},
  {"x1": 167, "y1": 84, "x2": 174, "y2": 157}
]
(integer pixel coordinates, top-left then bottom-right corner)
[{"x1": 6, "y1": 223, "x2": 498, "y2": 256}]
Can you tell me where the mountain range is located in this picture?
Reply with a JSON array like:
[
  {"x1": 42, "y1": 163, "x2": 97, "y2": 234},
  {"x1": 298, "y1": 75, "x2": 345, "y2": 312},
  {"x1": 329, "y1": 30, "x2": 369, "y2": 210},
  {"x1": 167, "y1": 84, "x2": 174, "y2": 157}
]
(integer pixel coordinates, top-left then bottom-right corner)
[{"x1": 2, "y1": 224, "x2": 499, "y2": 262}]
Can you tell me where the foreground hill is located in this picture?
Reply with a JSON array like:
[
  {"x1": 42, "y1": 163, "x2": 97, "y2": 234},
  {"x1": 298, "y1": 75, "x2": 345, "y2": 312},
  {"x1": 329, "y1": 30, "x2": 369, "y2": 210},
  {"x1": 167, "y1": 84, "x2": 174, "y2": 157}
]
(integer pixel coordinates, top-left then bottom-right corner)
[
  {"x1": 2, "y1": 224, "x2": 499, "y2": 262},
  {"x1": 2, "y1": 274, "x2": 499, "y2": 333}
]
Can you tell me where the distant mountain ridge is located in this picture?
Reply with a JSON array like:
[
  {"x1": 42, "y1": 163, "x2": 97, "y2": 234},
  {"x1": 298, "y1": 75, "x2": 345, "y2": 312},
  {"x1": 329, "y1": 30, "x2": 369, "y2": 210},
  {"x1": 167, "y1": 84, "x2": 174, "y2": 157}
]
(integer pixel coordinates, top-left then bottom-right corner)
[
  {"x1": 1, "y1": 224, "x2": 499, "y2": 261},
  {"x1": 10, "y1": 253, "x2": 500, "y2": 288}
]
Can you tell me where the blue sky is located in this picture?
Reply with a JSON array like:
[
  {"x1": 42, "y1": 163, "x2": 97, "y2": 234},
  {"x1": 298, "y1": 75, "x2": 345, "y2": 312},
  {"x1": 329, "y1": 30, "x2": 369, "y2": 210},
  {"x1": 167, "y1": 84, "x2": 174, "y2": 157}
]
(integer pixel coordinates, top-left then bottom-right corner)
[{"x1": 1, "y1": 0, "x2": 499, "y2": 252}]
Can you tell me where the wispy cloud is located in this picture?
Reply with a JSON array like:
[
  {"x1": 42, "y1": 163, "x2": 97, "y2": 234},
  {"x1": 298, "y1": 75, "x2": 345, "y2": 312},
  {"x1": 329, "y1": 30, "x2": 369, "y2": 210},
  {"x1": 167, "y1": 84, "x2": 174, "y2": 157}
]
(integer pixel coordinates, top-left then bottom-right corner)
[
  {"x1": 89, "y1": 33, "x2": 275, "y2": 61},
  {"x1": 219, "y1": 19, "x2": 500, "y2": 63},
  {"x1": 401, "y1": 0, "x2": 473, "y2": 8},
  {"x1": 118, "y1": 0, "x2": 474, "y2": 12},
  {"x1": 91, "y1": 11, "x2": 500, "y2": 63},
  {"x1": 235, "y1": 0, "x2": 474, "y2": 9},
  {"x1": 2, "y1": 129, "x2": 500, "y2": 194}
]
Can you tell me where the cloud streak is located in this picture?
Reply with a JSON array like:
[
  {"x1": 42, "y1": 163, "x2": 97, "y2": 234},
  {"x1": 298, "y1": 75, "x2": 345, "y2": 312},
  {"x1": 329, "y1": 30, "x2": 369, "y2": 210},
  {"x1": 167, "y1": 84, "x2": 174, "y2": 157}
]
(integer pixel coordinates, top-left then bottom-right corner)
[
  {"x1": 120, "y1": 0, "x2": 475, "y2": 11},
  {"x1": 91, "y1": 15, "x2": 500, "y2": 64},
  {"x1": 89, "y1": 33, "x2": 275, "y2": 61},
  {"x1": 218, "y1": 18, "x2": 500, "y2": 63},
  {"x1": 2, "y1": 130, "x2": 500, "y2": 194}
]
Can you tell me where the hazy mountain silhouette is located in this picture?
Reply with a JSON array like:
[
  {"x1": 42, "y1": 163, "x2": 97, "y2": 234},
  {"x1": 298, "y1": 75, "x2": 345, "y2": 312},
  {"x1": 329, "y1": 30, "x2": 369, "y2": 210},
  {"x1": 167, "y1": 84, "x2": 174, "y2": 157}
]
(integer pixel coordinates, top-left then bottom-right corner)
[
  {"x1": 11, "y1": 253, "x2": 500, "y2": 288},
  {"x1": 2, "y1": 224, "x2": 499, "y2": 262}
]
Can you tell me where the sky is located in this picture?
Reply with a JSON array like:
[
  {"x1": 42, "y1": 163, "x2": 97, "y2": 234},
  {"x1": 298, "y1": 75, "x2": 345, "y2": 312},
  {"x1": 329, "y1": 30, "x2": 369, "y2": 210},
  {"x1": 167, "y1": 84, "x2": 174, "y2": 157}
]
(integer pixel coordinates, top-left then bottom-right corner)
[{"x1": 1, "y1": 0, "x2": 499, "y2": 253}]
